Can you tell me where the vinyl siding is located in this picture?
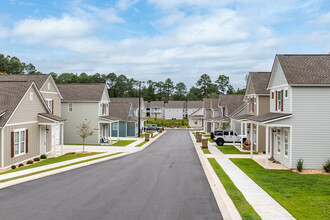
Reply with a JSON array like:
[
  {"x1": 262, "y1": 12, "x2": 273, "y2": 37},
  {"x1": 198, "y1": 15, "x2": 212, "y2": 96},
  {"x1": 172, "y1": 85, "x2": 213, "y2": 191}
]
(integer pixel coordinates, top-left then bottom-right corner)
[
  {"x1": 8, "y1": 86, "x2": 48, "y2": 125},
  {"x1": 268, "y1": 58, "x2": 288, "y2": 88},
  {"x1": 2, "y1": 123, "x2": 52, "y2": 168},
  {"x1": 189, "y1": 119, "x2": 203, "y2": 127},
  {"x1": 258, "y1": 96, "x2": 270, "y2": 115},
  {"x1": 257, "y1": 125, "x2": 266, "y2": 152},
  {"x1": 100, "y1": 87, "x2": 110, "y2": 102},
  {"x1": 61, "y1": 102, "x2": 99, "y2": 144},
  {"x1": 164, "y1": 108, "x2": 184, "y2": 119},
  {"x1": 41, "y1": 93, "x2": 61, "y2": 116},
  {"x1": 290, "y1": 87, "x2": 330, "y2": 169}
]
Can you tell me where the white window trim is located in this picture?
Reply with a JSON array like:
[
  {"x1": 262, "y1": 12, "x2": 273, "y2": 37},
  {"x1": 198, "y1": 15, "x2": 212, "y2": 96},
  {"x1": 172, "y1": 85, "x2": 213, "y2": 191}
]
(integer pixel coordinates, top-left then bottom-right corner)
[
  {"x1": 284, "y1": 89, "x2": 288, "y2": 99},
  {"x1": 45, "y1": 99, "x2": 52, "y2": 113},
  {"x1": 68, "y1": 103, "x2": 73, "y2": 113},
  {"x1": 13, "y1": 128, "x2": 26, "y2": 157},
  {"x1": 277, "y1": 91, "x2": 282, "y2": 112}
]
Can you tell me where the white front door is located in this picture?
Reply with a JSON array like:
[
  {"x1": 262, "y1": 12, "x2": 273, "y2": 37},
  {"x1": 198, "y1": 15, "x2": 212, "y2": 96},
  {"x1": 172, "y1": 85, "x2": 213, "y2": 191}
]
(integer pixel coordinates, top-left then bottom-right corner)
[{"x1": 40, "y1": 126, "x2": 46, "y2": 155}]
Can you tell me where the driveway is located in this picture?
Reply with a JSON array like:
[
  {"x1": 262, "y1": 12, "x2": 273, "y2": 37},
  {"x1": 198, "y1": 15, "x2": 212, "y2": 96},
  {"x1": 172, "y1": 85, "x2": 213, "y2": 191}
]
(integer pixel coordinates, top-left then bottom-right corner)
[{"x1": 0, "y1": 129, "x2": 222, "y2": 220}]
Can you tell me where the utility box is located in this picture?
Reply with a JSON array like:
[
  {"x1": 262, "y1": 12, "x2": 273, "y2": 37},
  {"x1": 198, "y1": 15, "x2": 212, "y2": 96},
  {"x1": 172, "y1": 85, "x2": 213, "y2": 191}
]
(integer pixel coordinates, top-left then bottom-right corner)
[
  {"x1": 145, "y1": 133, "x2": 150, "y2": 141},
  {"x1": 202, "y1": 138, "x2": 208, "y2": 148}
]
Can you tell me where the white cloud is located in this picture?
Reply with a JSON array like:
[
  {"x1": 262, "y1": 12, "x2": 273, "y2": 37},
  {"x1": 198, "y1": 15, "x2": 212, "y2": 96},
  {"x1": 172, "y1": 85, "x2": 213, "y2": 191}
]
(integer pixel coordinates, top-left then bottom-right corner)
[
  {"x1": 12, "y1": 15, "x2": 93, "y2": 43},
  {"x1": 116, "y1": 0, "x2": 140, "y2": 11}
]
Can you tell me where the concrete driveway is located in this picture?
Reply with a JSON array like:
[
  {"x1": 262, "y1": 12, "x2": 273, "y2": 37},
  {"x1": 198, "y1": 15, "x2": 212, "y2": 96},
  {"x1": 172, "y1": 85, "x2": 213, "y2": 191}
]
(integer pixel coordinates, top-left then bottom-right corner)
[{"x1": 0, "y1": 129, "x2": 222, "y2": 220}]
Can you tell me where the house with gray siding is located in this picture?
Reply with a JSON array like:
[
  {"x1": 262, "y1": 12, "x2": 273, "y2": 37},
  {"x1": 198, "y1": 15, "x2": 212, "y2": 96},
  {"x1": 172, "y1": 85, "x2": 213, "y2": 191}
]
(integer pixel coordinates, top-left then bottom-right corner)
[
  {"x1": 0, "y1": 81, "x2": 65, "y2": 169},
  {"x1": 247, "y1": 54, "x2": 330, "y2": 169},
  {"x1": 58, "y1": 84, "x2": 112, "y2": 145},
  {"x1": 231, "y1": 72, "x2": 270, "y2": 152}
]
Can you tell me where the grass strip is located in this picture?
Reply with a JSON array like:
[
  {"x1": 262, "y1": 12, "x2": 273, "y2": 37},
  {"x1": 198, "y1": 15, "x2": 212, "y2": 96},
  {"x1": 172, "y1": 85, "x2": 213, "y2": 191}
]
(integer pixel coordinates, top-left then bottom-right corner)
[
  {"x1": 1, "y1": 152, "x2": 102, "y2": 175},
  {"x1": 136, "y1": 141, "x2": 148, "y2": 147},
  {"x1": 110, "y1": 140, "x2": 136, "y2": 146},
  {"x1": 217, "y1": 146, "x2": 258, "y2": 154},
  {"x1": 231, "y1": 158, "x2": 330, "y2": 219},
  {"x1": 203, "y1": 134, "x2": 211, "y2": 137},
  {"x1": 0, "y1": 152, "x2": 123, "y2": 184},
  {"x1": 208, "y1": 138, "x2": 215, "y2": 143},
  {"x1": 208, "y1": 158, "x2": 261, "y2": 220},
  {"x1": 201, "y1": 146, "x2": 211, "y2": 154}
]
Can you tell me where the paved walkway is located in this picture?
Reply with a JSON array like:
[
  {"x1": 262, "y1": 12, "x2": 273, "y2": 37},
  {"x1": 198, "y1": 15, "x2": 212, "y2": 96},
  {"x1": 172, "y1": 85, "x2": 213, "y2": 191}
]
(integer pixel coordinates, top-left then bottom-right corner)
[{"x1": 215, "y1": 158, "x2": 294, "y2": 219}]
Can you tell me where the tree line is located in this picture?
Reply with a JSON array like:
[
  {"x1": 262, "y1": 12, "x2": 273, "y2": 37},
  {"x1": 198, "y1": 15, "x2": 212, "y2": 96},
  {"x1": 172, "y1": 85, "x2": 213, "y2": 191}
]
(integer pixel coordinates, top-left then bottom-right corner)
[{"x1": 0, "y1": 53, "x2": 245, "y2": 101}]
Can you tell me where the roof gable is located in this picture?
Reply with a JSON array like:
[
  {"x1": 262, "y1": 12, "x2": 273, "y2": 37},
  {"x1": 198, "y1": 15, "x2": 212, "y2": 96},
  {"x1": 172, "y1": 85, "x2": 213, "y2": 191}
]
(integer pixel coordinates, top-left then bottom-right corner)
[
  {"x1": 57, "y1": 83, "x2": 107, "y2": 102},
  {"x1": 268, "y1": 57, "x2": 288, "y2": 89}
]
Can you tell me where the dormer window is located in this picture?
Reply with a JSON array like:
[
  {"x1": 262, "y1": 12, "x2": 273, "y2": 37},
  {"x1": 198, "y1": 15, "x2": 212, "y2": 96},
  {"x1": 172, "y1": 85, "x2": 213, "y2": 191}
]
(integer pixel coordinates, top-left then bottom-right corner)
[
  {"x1": 30, "y1": 92, "x2": 33, "y2": 101},
  {"x1": 48, "y1": 82, "x2": 50, "y2": 90},
  {"x1": 276, "y1": 90, "x2": 283, "y2": 111},
  {"x1": 249, "y1": 97, "x2": 254, "y2": 113},
  {"x1": 100, "y1": 102, "x2": 109, "y2": 116}
]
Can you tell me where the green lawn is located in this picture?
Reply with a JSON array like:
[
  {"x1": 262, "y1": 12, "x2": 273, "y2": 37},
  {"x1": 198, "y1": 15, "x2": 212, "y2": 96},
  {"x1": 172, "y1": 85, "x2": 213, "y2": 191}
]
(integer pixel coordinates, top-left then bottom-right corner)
[
  {"x1": 65, "y1": 143, "x2": 113, "y2": 146},
  {"x1": 203, "y1": 134, "x2": 211, "y2": 137},
  {"x1": 231, "y1": 159, "x2": 330, "y2": 219},
  {"x1": 208, "y1": 158, "x2": 261, "y2": 219},
  {"x1": 208, "y1": 138, "x2": 215, "y2": 143},
  {"x1": 0, "y1": 152, "x2": 122, "y2": 183},
  {"x1": 111, "y1": 140, "x2": 136, "y2": 146},
  {"x1": 1, "y1": 152, "x2": 102, "y2": 175},
  {"x1": 217, "y1": 146, "x2": 258, "y2": 154},
  {"x1": 201, "y1": 146, "x2": 211, "y2": 154},
  {"x1": 136, "y1": 141, "x2": 148, "y2": 147}
]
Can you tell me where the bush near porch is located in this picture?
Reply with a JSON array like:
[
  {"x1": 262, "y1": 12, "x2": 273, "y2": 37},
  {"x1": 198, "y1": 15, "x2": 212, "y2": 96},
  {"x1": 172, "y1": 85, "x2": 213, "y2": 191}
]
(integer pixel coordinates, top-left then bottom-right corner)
[{"x1": 231, "y1": 159, "x2": 330, "y2": 219}]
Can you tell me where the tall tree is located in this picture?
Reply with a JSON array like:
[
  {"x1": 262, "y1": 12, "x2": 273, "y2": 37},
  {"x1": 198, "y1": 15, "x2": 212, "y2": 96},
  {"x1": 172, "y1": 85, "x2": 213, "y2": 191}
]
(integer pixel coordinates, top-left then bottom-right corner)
[
  {"x1": 155, "y1": 81, "x2": 164, "y2": 101},
  {"x1": 215, "y1": 74, "x2": 230, "y2": 94},
  {"x1": 163, "y1": 78, "x2": 174, "y2": 101},
  {"x1": 196, "y1": 74, "x2": 216, "y2": 98},
  {"x1": 174, "y1": 82, "x2": 187, "y2": 100},
  {"x1": 186, "y1": 86, "x2": 202, "y2": 100}
]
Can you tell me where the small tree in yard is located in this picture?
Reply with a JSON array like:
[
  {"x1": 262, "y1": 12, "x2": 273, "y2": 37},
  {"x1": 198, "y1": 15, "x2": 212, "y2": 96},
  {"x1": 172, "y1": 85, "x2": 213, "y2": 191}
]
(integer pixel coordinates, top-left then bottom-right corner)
[{"x1": 77, "y1": 119, "x2": 94, "y2": 152}]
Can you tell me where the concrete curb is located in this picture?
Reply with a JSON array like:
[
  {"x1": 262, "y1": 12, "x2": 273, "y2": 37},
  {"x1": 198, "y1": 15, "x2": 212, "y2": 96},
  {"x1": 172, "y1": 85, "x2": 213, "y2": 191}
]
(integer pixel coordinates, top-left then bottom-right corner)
[
  {"x1": 189, "y1": 131, "x2": 242, "y2": 220},
  {"x1": 0, "y1": 131, "x2": 166, "y2": 190}
]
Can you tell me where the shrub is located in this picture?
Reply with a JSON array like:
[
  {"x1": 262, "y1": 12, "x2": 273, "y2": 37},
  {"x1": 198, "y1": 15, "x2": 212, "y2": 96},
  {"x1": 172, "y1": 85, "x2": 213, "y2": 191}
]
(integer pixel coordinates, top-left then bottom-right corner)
[
  {"x1": 26, "y1": 160, "x2": 33, "y2": 164},
  {"x1": 11, "y1": 165, "x2": 16, "y2": 170},
  {"x1": 296, "y1": 159, "x2": 304, "y2": 172},
  {"x1": 40, "y1": 154, "x2": 47, "y2": 159},
  {"x1": 33, "y1": 157, "x2": 40, "y2": 161},
  {"x1": 323, "y1": 159, "x2": 330, "y2": 173},
  {"x1": 18, "y1": 163, "x2": 24, "y2": 167}
]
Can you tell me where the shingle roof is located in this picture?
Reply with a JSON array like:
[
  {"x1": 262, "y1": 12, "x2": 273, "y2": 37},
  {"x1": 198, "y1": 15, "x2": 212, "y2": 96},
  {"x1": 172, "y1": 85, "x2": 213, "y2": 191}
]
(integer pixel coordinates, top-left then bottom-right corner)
[
  {"x1": 111, "y1": 97, "x2": 143, "y2": 109},
  {"x1": 145, "y1": 101, "x2": 164, "y2": 108},
  {"x1": 248, "y1": 112, "x2": 292, "y2": 123},
  {"x1": 0, "y1": 74, "x2": 50, "y2": 89},
  {"x1": 249, "y1": 72, "x2": 270, "y2": 94},
  {"x1": 57, "y1": 84, "x2": 106, "y2": 102},
  {"x1": 38, "y1": 113, "x2": 66, "y2": 122},
  {"x1": 108, "y1": 102, "x2": 131, "y2": 121},
  {"x1": 203, "y1": 98, "x2": 218, "y2": 109},
  {"x1": 229, "y1": 103, "x2": 245, "y2": 117},
  {"x1": 165, "y1": 101, "x2": 185, "y2": 108},
  {"x1": 0, "y1": 81, "x2": 34, "y2": 127},
  {"x1": 219, "y1": 94, "x2": 244, "y2": 116},
  {"x1": 276, "y1": 54, "x2": 330, "y2": 85},
  {"x1": 187, "y1": 101, "x2": 203, "y2": 108}
]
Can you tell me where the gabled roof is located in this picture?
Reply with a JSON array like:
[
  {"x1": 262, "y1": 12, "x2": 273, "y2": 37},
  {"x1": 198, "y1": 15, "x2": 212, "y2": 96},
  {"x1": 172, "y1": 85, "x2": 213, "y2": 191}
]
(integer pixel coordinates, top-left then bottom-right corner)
[
  {"x1": 248, "y1": 112, "x2": 292, "y2": 123},
  {"x1": 57, "y1": 84, "x2": 107, "y2": 102},
  {"x1": 229, "y1": 103, "x2": 245, "y2": 117},
  {"x1": 38, "y1": 113, "x2": 66, "y2": 122},
  {"x1": 218, "y1": 94, "x2": 244, "y2": 116},
  {"x1": 187, "y1": 101, "x2": 203, "y2": 109},
  {"x1": 248, "y1": 72, "x2": 271, "y2": 95},
  {"x1": 108, "y1": 102, "x2": 132, "y2": 121},
  {"x1": 110, "y1": 97, "x2": 143, "y2": 109},
  {"x1": 165, "y1": 101, "x2": 185, "y2": 108},
  {"x1": 274, "y1": 54, "x2": 330, "y2": 85},
  {"x1": 0, "y1": 81, "x2": 49, "y2": 127},
  {"x1": 144, "y1": 101, "x2": 164, "y2": 108},
  {"x1": 203, "y1": 98, "x2": 218, "y2": 109}
]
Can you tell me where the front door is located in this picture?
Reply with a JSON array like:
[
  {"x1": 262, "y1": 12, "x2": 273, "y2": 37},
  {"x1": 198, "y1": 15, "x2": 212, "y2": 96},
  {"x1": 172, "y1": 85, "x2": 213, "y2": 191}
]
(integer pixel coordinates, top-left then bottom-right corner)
[{"x1": 40, "y1": 126, "x2": 46, "y2": 155}]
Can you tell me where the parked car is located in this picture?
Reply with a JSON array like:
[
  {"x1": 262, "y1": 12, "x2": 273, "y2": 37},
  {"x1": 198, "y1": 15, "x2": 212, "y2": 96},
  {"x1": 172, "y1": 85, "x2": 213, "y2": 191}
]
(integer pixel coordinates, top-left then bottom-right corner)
[
  {"x1": 211, "y1": 130, "x2": 245, "y2": 146},
  {"x1": 144, "y1": 124, "x2": 164, "y2": 132}
]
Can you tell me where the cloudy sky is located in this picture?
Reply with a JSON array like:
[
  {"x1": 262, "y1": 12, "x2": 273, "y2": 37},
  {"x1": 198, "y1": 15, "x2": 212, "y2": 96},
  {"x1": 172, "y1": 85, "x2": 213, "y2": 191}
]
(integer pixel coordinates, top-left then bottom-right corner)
[{"x1": 0, "y1": 0, "x2": 329, "y2": 89}]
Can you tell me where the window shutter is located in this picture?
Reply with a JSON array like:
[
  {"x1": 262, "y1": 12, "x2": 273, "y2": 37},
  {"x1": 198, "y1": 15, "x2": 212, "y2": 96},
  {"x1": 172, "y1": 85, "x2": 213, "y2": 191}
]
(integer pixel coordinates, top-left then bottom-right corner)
[
  {"x1": 26, "y1": 129, "x2": 28, "y2": 153},
  {"x1": 275, "y1": 91, "x2": 278, "y2": 111},
  {"x1": 281, "y1": 90, "x2": 283, "y2": 111},
  {"x1": 11, "y1": 132, "x2": 14, "y2": 158},
  {"x1": 51, "y1": 100, "x2": 54, "y2": 114}
]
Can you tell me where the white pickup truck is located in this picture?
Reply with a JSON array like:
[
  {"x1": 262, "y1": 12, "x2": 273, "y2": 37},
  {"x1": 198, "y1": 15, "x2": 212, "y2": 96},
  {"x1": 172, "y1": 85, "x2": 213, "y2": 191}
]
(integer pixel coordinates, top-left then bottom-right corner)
[{"x1": 211, "y1": 130, "x2": 245, "y2": 146}]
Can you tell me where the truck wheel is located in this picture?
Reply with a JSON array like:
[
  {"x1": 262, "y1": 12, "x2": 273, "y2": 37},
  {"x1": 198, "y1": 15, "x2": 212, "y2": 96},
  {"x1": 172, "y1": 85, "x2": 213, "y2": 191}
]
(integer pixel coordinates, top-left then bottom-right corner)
[{"x1": 216, "y1": 139, "x2": 224, "y2": 146}]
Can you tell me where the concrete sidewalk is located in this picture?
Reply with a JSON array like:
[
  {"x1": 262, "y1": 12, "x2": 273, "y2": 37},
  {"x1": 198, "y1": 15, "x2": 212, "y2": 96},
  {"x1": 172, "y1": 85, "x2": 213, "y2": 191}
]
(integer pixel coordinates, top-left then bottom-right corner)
[{"x1": 215, "y1": 158, "x2": 294, "y2": 220}]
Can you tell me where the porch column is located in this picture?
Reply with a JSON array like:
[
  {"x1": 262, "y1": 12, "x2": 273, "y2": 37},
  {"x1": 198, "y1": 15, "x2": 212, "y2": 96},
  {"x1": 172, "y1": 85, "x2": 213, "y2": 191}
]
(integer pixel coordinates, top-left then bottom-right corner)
[
  {"x1": 232, "y1": 121, "x2": 235, "y2": 146},
  {"x1": 270, "y1": 127, "x2": 273, "y2": 158},
  {"x1": 117, "y1": 121, "x2": 119, "y2": 141},
  {"x1": 250, "y1": 123, "x2": 253, "y2": 158},
  {"x1": 265, "y1": 126, "x2": 269, "y2": 169},
  {"x1": 53, "y1": 125, "x2": 56, "y2": 158},
  {"x1": 240, "y1": 122, "x2": 243, "y2": 150},
  {"x1": 61, "y1": 123, "x2": 64, "y2": 155},
  {"x1": 256, "y1": 125, "x2": 259, "y2": 152},
  {"x1": 109, "y1": 122, "x2": 112, "y2": 144}
]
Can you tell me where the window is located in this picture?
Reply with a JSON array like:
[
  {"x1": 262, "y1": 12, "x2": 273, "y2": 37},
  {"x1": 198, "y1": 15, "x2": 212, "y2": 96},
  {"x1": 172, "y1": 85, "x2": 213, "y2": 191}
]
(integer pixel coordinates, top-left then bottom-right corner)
[
  {"x1": 254, "y1": 97, "x2": 257, "y2": 104},
  {"x1": 14, "y1": 129, "x2": 26, "y2": 156},
  {"x1": 113, "y1": 123, "x2": 118, "y2": 130},
  {"x1": 277, "y1": 129, "x2": 281, "y2": 153},
  {"x1": 224, "y1": 131, "x2": 229, "y2": 136},
  {"x1": 45, "y1": 99, "x2": 52, "y2": 113},
  {"x1": 284, "y1": 129, "x2": 289, "y2": 156},
  {"x1": 230, "y1": 131, "x2": 234, "y2": 136},
  {"x1": 250, "y1": 97, "x2": 254, "y2": 112},
  {"x1": 68, "y1": 103, "x2": 73, "y2": 112},
  {"x1": 222, "y1": 107, "x2": 226, "y2": 117},
  {"x1": 285, "y1": 90, "x2": 288, "y2": 98},
  {"x1": 30, "y1": 92, "x2": 33, "y2": 101},
  {"x1": 215, "y1": 131, "x2": 223, "y2": 136},
  {"x1": 253, "y1": 127, "x2": 257, "y2": 144},
  {"x1": 277, "y1": 91, "x2": 281, "y2": 111}
]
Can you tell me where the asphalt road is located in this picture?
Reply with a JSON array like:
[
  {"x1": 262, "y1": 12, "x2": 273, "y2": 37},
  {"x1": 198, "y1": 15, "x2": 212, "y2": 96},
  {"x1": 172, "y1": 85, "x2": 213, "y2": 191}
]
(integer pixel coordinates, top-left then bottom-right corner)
[{"x1": 0, "y1": 130, "x2": 222, "y2": 220}]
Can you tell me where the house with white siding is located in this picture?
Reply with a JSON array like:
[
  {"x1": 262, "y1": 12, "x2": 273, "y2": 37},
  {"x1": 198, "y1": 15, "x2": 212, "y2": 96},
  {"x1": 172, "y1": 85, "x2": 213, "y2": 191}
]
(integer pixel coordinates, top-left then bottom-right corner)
[
  {"x1": 144, "y1": 101, "x2": 165, "y2": 118},
  {"x1": 187, "y1": 101, "x2": 204, "y2": 127},
  {"x1": 0, "y1": 80, "x2": 65, "y2": 169},
  {"x1": 164, "y1": 101, "x2": 185, "y2": 120},
  {"x1": 246, "y1": 54, "x2": 330, "y2": 169}
]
